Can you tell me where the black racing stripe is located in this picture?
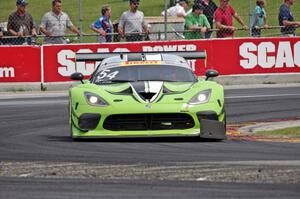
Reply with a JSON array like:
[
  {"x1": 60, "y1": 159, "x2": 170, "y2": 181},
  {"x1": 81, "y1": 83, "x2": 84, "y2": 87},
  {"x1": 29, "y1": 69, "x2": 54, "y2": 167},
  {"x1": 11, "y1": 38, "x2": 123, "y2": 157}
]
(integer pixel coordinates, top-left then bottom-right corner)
[{"x1": 130, "y1": 82, "x2": 146, "y2": 93}]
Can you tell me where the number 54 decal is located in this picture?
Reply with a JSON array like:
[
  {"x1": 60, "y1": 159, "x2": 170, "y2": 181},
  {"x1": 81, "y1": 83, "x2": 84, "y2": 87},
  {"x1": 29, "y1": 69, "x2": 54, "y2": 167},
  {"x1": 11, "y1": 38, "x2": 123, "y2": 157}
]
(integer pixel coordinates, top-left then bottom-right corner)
[{"x1": 97, "y1": 70, "x2": 119, "y2": 80}]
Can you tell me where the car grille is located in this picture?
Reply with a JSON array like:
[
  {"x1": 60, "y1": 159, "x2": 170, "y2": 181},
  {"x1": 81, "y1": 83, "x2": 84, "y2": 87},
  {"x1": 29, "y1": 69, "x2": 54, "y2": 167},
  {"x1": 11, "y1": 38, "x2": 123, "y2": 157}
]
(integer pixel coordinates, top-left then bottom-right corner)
[{"x1": 103, "y1": 113, "x2": 195, "y2": 131}]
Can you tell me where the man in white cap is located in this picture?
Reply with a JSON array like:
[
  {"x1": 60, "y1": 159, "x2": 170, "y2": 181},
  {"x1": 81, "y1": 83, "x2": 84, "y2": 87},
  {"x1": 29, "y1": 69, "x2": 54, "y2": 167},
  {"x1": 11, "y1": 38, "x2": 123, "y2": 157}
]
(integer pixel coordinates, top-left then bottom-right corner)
[{"x1": 162, "y1": 0, "x2": 189, "y2": 18}]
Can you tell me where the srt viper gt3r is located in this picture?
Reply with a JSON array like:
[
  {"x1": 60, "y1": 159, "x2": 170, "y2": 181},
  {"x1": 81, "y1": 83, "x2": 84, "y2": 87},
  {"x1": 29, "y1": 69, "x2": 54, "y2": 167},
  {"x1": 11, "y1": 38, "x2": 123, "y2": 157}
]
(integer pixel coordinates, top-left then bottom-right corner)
[{"x1": 69, "y1": 51, "x2": 226, "y2": 140}]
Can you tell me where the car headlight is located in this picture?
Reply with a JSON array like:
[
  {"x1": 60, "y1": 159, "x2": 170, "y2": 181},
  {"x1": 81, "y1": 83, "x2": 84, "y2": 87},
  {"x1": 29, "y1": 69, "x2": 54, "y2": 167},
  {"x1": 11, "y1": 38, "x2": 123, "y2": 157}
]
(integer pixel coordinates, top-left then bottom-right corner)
[
  {"x1": 188, "y1": 89, "x2": 211, "y2": 105},
  {"x1": 84, "y1": 92, "x2": 108, "y2": 106}
]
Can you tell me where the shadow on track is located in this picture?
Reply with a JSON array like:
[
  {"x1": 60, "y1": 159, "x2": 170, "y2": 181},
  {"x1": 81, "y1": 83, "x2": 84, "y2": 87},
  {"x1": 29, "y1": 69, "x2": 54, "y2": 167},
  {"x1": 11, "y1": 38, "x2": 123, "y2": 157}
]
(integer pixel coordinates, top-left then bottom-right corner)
[{"x1": 47, "y1": 136, "x2": 223, "y2": 143}]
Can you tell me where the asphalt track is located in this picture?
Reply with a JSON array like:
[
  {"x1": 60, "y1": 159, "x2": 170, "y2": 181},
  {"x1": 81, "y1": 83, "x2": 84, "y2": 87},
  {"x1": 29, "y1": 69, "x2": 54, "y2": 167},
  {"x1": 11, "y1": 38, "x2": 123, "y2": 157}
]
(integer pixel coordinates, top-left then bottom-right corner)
[{"x1": 0, "y1": 85, "x2": 300, "y2": 198}]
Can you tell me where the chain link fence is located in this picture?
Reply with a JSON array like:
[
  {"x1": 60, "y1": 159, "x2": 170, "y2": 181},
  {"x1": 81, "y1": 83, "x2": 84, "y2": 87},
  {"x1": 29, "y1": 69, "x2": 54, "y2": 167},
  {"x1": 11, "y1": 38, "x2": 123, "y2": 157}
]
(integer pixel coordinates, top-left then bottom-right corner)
[
  {"x1": 0, "y1": 0, "x2": 299, "y2": 45},
  {"x1": 0, "y1": 0, "x2": 79, "y2": 45}
]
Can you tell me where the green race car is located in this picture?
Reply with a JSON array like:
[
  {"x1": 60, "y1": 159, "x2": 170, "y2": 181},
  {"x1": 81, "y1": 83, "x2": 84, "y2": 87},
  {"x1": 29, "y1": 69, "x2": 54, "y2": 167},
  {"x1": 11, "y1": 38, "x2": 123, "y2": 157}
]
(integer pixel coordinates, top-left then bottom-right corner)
[{"x1": 69, "y1": 51, "x2": 226, "y2": 140}]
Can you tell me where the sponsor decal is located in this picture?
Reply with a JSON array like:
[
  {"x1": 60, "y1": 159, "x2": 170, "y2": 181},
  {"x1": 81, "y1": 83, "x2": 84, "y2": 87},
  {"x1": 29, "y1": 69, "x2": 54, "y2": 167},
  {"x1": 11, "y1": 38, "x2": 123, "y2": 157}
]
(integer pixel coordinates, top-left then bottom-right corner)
[
  {"x1": 57, "y1": 48, "x2": 131, "y2": 77},
  {"x1": 142, "y1": 44, "x2": 197, "y2": 52},
  {"x1": 240, "y1": 41, "x2": 300, "y2": 69},
  {"x1": 0, "y1": 67, "x2": 15, "y2": 78},
  {"x1": 143, "y1": 44, "x2": 197, "y2": 71},
  {"x1": 122, "y1": 61, "x2": 162, "y2": 66}
]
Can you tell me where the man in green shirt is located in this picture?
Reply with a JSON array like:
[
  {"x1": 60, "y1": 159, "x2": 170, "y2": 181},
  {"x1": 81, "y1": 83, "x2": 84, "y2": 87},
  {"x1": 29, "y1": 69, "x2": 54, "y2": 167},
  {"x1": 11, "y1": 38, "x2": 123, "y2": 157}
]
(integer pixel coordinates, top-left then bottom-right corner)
[{"x1": 184, "y1": 4, "x2": 210, "y2": 39}]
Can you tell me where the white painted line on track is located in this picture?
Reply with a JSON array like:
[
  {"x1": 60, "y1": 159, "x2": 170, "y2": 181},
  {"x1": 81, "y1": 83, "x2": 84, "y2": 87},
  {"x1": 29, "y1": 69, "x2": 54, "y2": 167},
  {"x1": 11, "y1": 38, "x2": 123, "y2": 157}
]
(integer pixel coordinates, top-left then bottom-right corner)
[
  {"x1": 196, "y1": 177, "x2": 208, "y2": 181},
  {"x1": 0, "y1": 100, "x2": 68, "y2": 106},
  {"x1": 171, "y1": 160, "x2": 300, "y2": 166},
  {"x1": 19, "y1": 173, "x2": 32, "y2": 177},
  {"x1": 0, "y1": 93, "x2": 68, "y2": 100},
  {"x1": 225, "y1": 93, "x2": 300, "y2": 99}
]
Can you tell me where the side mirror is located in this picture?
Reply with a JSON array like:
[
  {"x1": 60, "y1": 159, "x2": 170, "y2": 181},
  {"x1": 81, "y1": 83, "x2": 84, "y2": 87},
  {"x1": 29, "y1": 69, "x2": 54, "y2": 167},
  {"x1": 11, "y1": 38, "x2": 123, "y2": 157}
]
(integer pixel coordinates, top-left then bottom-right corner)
[
  {"x1": 71, "y1": 72, "x2": 84, "y2": 84},
  {"x1": 205, "y1": 70, "x2": 219, "y2": 80}
]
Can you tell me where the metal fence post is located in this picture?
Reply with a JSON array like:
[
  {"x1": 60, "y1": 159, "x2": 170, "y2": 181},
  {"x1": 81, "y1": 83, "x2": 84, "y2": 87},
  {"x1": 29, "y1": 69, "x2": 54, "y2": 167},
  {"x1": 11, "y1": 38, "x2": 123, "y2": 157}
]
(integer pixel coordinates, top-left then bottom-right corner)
[
  {"x1": 170, "y1": 0, "x2": 175, "y2": 7},
  {"x1": 158, "y1": 30, "x2": 161, "y2": 40},
  {"x1": 79, "y1": 0, "x2": 83, "y2": 42},
  {"x1": 249, "y1": 0, "x2": 252, "y2": 37},
  {"x1": 164, "y1": 0, "x2": 168, "y2": 40}
]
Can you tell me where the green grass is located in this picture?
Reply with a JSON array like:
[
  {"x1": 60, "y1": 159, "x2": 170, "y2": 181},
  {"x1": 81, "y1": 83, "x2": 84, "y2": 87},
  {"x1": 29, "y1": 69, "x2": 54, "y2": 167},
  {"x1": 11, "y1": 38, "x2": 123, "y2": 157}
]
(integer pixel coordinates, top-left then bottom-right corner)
[
  {"x1": 255, "y1": 127, "x2": 300, "y2": 137},
  {"x1": 0, "y1": 0, "x2": 299, "y2": 42}
]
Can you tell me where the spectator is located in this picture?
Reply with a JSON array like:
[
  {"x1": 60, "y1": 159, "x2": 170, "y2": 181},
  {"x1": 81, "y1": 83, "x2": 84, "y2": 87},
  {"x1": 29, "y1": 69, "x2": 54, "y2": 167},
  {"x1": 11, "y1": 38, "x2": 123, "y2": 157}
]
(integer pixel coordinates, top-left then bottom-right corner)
[
  {"x1": 0, "y1": 27, "x2": 11, "y2": 45},
  {"x1": 251, "y1": 0, "x2": 268, "y2": 37},
  {"x1": 0, "y1": 28, "x2": 3, "y2": 45},
  {"x1": 279, "y1": 0, "x2": 300, "y2": 37},
  {"x1": 40, "y1": 0, "x2": 81, "y2": 44},
  {"x1": 161, "y1": 0, "x2": 189, "y2": 18},
  {"x1": 214, "y1": 0, "x2": 248, "y2": 38},
  {"x1": 118, "y1": 0, "x2": 149, "y2": 42},
  {"x1": 90, "y1": 5, "x2": 113, "y2": 43},
  {"x1": 194, "y1": 0, "x2": 218, "y2": 38},
  {"x1": 184, "y1": 4, "x2": 210, "y2": 39},
  {"x1": 7, "y1": 0, "x2": 37, "y2": 45}
]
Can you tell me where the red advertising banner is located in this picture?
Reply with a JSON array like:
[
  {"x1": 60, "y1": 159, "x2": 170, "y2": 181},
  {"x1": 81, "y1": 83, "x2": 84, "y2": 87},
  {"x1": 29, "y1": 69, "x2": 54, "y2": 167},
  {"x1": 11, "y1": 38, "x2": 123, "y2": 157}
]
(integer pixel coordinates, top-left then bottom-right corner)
[
  {"x1": 42, "y1": 37, "x2": 300, "y2": 82},
  {"x1": 0, "y1": 46, "x2": 41, "y2": 83},
  {"x1": 210, "y1": 37, "x2": 300, "y2": 75}
]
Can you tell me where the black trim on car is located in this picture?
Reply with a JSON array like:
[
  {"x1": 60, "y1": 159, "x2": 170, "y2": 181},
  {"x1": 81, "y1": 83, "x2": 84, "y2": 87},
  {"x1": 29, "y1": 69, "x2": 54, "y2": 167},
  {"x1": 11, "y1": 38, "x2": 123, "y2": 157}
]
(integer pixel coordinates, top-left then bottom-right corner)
[
  {"x1": 103, "y1": 113, "x2": 195, "y2": 131},
  {"x1": 196, "y1": 111, "x2": 219, "y2": 121},
  {"x1": 78, "y1": 113, "x2": 101, "y2": 131}
]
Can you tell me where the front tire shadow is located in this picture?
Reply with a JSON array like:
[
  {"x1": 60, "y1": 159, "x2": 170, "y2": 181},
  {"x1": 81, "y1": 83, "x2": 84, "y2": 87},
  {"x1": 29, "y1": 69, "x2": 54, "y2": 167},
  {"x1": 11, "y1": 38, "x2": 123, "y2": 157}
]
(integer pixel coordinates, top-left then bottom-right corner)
[{"x1": 53, "y1": 136, "x2": 225, "y2": 143}]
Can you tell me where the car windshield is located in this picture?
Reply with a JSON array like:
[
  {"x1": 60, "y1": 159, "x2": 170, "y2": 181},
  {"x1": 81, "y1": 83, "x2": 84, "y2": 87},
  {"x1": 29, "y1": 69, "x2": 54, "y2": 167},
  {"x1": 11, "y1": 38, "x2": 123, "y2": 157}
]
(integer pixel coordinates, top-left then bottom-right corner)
[{"x1": 92, "y1": 65, "x2": 196, "y2": 84}]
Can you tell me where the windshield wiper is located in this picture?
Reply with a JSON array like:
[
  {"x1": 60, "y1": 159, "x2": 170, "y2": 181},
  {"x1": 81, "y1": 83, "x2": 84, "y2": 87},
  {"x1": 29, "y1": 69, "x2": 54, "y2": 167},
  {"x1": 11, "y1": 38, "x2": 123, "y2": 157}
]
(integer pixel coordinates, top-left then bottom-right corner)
[
  {"x1": 136, "y1": 79, "x2": 188, "y2": 82},
  {"x1": 136, "y1": 79, "x2": 169, "y2": 82}
]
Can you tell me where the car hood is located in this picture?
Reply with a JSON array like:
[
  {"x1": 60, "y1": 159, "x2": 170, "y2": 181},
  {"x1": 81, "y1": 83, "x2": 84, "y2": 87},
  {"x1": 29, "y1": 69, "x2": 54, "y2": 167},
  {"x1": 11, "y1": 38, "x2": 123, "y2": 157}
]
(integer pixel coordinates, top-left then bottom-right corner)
[{"x1": 101, "y1": 81, "x2": 194, "y2": 103}]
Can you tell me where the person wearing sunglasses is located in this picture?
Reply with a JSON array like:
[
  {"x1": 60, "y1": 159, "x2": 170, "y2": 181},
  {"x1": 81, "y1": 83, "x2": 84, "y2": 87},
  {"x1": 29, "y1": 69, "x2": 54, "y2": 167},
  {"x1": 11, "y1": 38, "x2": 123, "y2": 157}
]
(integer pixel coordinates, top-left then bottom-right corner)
[{"x1": 118, "y1": 0, "x2": 149, "y2": 42}]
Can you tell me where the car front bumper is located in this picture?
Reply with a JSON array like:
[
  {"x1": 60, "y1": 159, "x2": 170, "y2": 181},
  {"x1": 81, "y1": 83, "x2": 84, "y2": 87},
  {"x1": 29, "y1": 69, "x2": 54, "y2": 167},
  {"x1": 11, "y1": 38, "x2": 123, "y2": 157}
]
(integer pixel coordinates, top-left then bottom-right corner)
[{"x1": 70, "y1": 102, "x2": 226, "y2": 139}]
